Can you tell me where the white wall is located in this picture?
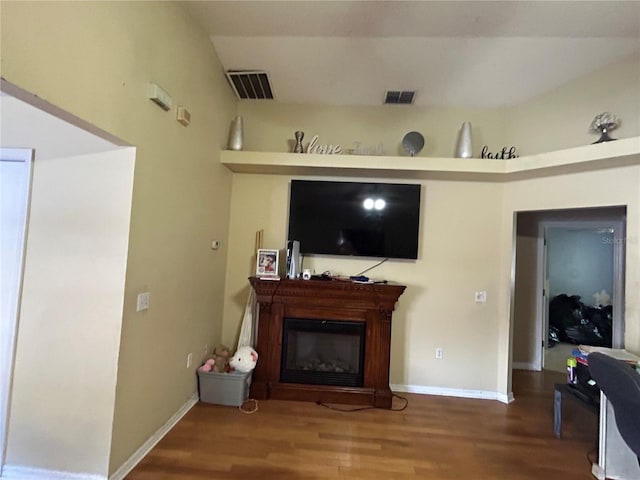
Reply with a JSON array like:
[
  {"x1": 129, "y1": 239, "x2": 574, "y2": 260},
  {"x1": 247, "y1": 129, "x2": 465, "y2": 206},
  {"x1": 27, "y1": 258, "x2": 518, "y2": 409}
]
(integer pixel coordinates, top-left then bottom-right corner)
[{"x1": 1, "y1": 94, "x2": 135, "y2": 477}]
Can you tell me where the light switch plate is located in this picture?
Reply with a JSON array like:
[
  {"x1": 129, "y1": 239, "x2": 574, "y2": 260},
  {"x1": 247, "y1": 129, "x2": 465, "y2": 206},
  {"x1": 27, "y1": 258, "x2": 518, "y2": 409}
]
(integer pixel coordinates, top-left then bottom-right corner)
[
  {"x1": 176, "y1": 105, "x2": 191, "y2": 126},
  {"x1": 136, "y1": 292, "x2": 150, "y2": 311}
]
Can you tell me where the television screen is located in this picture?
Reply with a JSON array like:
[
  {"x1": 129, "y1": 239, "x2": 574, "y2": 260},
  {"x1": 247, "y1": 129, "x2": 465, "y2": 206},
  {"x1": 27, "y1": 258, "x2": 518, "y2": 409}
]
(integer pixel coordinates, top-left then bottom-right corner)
[{"x1": 287, "y1": 180, "x2": 421, "y2": 259}]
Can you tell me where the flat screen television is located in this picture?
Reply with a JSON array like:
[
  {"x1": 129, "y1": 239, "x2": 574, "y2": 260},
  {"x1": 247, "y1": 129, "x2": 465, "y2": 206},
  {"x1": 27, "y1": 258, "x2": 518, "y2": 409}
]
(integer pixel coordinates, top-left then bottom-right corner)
[{"x1": 287, "y1": 180, "x2": 421, "y2": 259}]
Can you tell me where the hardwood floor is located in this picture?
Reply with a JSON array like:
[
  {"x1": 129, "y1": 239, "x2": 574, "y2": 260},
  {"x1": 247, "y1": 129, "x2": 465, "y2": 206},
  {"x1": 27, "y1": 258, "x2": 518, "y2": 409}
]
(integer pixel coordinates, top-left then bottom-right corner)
[{"x1": 126, "y1": 370, "x2": 598, "y2": 479}]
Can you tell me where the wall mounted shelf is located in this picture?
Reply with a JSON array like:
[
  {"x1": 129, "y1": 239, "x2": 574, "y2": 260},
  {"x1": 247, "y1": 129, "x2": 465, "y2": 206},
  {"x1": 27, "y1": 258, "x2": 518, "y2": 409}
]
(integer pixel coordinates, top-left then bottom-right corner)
[{"x1": 221, "y1": 136, "x2": 640, "y2": 181}]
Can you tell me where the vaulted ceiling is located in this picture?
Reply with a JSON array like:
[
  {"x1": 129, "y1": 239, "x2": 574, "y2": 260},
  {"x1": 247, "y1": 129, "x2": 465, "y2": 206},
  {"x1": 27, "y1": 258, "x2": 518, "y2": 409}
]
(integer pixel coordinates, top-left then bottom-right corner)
[{"x1": 183, "y1": 1, "x2": 640, "y2": 108}]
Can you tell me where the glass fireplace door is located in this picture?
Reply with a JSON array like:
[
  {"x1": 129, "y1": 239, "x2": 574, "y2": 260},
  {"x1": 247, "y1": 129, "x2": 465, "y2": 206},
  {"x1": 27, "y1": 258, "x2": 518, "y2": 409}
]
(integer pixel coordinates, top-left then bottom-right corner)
[{"x1": 280, "y1": 318, "x2": 365, "y2": 387}]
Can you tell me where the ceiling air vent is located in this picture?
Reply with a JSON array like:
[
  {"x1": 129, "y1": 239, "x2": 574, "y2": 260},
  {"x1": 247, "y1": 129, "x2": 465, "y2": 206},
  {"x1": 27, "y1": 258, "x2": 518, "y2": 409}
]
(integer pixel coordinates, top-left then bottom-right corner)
[
  {"x1": 384, "y1": 90, "x2": 416, "y2": 105},
  {"x1": 226, "y1": 70, "x2": 274, "y2": 100}
]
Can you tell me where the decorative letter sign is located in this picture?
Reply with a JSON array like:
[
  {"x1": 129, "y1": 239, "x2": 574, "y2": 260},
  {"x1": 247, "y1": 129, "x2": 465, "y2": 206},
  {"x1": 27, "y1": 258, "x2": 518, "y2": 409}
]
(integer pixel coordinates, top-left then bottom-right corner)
[
  {"x1": 306, "y1": 135, "x2": 343, "y2": 155},
  {"x1": 481, "y1": 145, "x2": 519, "y2": 159}
]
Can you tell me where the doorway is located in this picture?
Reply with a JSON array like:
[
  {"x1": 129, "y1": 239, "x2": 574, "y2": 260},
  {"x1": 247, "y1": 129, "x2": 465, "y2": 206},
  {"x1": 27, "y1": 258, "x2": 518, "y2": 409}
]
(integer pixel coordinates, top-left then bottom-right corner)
[
  {"x1": 0, "y1": 80, "x2": 135, "y2": 476},
  {"x1": 512, "y1": 207, "x2": 626, "y2": 373},
  {"x1": 542, "y1": 222, "x2": 623, "y2": 372}
]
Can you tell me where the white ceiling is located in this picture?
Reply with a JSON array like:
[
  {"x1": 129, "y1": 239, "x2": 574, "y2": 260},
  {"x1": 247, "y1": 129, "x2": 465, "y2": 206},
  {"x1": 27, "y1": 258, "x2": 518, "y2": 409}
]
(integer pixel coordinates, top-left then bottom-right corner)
[{"x1": 183, "y1": 1, "x2": 640, "y2": 108}]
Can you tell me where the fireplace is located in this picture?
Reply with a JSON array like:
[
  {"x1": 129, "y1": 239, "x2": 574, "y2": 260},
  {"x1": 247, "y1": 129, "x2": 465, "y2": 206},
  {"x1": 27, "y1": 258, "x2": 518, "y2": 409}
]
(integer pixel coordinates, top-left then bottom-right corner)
[
  {"x1": 280, "y1": 318, "x2": 365, "y2": 387},
  {"x1": 249, "y1": 277, "x2": 406, "y2": 408}
]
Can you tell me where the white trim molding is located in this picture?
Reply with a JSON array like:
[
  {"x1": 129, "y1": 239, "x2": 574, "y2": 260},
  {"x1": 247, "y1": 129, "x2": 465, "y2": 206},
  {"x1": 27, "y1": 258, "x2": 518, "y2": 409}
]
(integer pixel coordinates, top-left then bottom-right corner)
[
  {"x1": 391, "y1": 384, "x2": 514, "y2": 404},
  {"x1": 109, "y1": 393, "x2": 198, "y2": 480},
  {"x1": 512, "y1": 362, "x2": 540, "y2": 371},
  {"x1": 1, "y1": 465, "x2": 105, "y2": 480}
]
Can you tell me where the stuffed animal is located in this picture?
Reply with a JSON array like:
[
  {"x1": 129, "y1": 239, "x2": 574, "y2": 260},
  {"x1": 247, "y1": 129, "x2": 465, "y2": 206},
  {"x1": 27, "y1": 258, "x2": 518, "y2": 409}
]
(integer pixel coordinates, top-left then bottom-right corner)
[
  {"x1": 198, "y1": 357, "x2": 215, "y2": 373},
  {"x1": 230, "y1": 346, "x2": 258, "y2": 373},
  {"x1": 211, "y1": 344, "x2": 231, "y2": 373}
]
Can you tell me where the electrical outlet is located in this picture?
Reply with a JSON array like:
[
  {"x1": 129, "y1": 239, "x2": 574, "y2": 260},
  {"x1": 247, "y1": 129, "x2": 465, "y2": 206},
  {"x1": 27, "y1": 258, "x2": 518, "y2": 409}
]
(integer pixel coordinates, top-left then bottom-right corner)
[
  {"x1": 435, "y1": 347, "x2": 443, "y2": 359},
  {"x1": 136, "y1": 292, "x2": 150, "y2": 312},
  {"x1": 187, "y1": 353, "x2": 193, "y2": 369}
]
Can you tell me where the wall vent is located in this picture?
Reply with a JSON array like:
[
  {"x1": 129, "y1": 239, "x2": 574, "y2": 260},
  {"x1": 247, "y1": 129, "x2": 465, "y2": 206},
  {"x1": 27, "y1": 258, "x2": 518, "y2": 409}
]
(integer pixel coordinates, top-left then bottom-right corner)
[
  {"x1": 226, "y1": 70, "x2": 274, "y2": 100},
  {"x1": 384, "y1": 90, "x2": 416, "y2": 105}
]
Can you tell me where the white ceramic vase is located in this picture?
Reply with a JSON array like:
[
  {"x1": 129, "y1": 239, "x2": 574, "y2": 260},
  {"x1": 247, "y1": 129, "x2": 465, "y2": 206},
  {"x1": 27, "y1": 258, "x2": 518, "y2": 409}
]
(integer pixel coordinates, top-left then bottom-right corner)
[
  {"x1": 454, "y1": 122, "x2": 473, "y2": 158},
  {"x1": 228, "y1": 115, "x2": 244, "y2": 151}
]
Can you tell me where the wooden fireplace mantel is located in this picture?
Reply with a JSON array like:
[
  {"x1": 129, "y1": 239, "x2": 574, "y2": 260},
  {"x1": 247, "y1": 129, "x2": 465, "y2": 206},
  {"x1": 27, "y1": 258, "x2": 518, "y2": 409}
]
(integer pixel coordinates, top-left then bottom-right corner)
[{"x1": 248, "y1": 277, "x2": 406, "y2": 408}]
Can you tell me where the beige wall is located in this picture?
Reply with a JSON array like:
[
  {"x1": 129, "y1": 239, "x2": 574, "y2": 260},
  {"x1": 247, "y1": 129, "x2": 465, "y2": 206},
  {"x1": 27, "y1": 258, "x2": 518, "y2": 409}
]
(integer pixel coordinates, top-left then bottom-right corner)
[
  {"x1": 238, "y1": 103, "x2": 509, "y2": 158},
  {"x1": 239, "y1": 53, "x2": 639, "y2": 157},
  {"x1": 2, "y1": 0, "x2": 639, "y2": 475},
  {"x1": 227, "y1": 53, "x2": 640, "y2": 399},
  {"x1": 505, "y1": 52, "x2": 640, "y2": 155},
  {"x1": 1, "y1": 1, "x2": 237, "y2": 475},
  {"x1": 512, "y1": 215, "x2": 540, "y2": 367},
  {"x1": 501, "y1": 166, "x2": 640, "y2": 384},
  {"x1": 224, "y1": 173, "x2": 505, "y2": 393},
  {"x1": 223, "y1": 163, "x2": 640, "y2": 398}
]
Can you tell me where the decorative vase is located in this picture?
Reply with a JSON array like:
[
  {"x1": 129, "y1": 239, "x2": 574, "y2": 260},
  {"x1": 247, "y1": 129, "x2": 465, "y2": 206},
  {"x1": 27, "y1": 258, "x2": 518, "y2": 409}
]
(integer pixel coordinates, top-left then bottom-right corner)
[
  {"x1": 294, "y1": 131, "x2": 304, "y2": 153},
  {"x1": 454, "y1": 122, "x2": 473, "y2": 158},
  {"x1": 228, "y1": 116, "x2": 243, "y2": 151}
]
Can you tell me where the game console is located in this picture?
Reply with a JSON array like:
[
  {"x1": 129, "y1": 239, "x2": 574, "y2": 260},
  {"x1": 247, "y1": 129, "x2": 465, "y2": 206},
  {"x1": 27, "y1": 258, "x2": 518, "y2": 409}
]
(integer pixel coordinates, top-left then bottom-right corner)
[{"x1": 286, "y1": 240, "x2": 301, "y2": 279}]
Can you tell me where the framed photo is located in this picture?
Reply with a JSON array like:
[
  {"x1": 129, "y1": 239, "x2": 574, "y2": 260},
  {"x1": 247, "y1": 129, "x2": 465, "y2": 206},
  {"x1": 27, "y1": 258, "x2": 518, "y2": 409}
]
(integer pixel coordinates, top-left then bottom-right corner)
[{"x1": 256, "y1": 249, "x2": 279, "y2": 277}]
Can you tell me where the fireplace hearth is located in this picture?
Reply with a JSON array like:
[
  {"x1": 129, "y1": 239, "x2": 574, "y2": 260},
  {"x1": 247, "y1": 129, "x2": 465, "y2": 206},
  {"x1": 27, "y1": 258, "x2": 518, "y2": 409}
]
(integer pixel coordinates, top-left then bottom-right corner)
[{"x1": 249, "y1": 277, "x2": 406, "y2": 408}]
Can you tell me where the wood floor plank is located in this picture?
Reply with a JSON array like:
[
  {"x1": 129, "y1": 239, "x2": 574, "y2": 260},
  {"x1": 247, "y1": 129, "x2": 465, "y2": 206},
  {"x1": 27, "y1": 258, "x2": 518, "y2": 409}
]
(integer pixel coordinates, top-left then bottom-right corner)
[{"x1": 126, "y1": 370, "x2": 597, "y2": 479}]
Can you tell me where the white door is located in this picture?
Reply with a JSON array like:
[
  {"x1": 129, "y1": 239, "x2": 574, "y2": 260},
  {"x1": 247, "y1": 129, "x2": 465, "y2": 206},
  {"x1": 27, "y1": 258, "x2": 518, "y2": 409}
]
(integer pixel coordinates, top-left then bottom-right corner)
[{"x1": 0, "y1": 148, "x2": 33, "y2": 475}]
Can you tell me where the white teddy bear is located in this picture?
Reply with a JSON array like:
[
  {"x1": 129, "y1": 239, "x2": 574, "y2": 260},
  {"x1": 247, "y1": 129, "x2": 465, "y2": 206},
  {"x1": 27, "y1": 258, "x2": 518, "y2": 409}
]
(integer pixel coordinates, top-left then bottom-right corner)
[{"x1": 229, "y1": 346, "x2": 258, "y2": 373}]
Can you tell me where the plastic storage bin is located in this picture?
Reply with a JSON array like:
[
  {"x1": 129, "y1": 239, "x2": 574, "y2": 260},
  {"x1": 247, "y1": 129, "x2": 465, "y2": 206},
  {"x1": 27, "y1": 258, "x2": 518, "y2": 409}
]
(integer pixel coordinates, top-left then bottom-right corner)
[{"x1": 197, "y1": 370, "x2": 252, "y2": 406}]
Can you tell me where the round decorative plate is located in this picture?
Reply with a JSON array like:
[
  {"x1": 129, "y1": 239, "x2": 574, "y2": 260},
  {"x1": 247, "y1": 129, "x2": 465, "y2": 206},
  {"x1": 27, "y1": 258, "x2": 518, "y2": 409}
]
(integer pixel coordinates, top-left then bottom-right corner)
[{"x1": 402, "y1": 131, "x2": 425, "y2": 156}]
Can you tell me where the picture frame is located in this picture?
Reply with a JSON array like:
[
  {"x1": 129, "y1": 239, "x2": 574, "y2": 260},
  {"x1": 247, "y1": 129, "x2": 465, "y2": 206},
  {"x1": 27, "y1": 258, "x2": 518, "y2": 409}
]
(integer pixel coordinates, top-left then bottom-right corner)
[{"x1": 256, "y1": 249, "x2": 279, "y2": 277}]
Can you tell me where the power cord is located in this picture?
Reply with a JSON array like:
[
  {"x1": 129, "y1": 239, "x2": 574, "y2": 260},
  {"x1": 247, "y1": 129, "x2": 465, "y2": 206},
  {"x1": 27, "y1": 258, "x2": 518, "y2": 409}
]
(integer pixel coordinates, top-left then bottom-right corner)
[
  {"x1": 239, "y1": 398, "x2": 258, "y2": 414},
  {"x1": 315, "y1": 393, "x2": 408, "y2": 412},
  {"x1": 355, "y1": 258, "x2": 389, "y2": 277}
]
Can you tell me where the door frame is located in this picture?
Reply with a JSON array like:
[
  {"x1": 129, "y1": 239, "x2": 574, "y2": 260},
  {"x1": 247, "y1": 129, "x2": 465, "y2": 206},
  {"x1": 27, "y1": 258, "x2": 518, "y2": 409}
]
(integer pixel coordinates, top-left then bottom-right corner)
[{"x1": 0, "y1": 148, "x2": 34, "y2": 476}]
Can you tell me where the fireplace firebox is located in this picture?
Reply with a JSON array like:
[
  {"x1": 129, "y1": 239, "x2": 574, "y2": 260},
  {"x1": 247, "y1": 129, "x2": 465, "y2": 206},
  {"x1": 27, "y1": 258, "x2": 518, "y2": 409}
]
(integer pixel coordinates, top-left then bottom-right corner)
[
  {"x1": 281, "y1": 318, "x2": 365, "y2": 387},
  {"x1": 249, "y1": 277, "x2": 406, "y2": 408}
]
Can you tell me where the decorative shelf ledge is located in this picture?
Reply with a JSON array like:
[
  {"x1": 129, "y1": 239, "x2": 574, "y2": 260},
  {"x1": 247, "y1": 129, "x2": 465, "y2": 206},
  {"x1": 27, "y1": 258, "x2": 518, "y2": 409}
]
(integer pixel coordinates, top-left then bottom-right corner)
[{"x1": 221, "y1": 136, "x2": 640, "y2": 181}]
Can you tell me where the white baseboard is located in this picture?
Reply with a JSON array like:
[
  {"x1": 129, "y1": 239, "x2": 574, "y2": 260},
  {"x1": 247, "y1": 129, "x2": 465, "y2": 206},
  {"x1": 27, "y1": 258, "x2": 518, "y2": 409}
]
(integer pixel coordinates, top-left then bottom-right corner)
[
  {"x1": 512, "y1": 362, "x2": 540, "y2": 371},
  {"x1": 391, "y1": 384, "x2": 514, "y2": 404},
  {"x1": 109, "y1": 393, "x2": 198, "y2": 480},
  {"x1": 591, "y1": 462, "x2": 605, "y2": 480},
  {"x1": 1, "y1": 465, "x2": 105, "y2": 480},
  {"x1": 3, "y1": 394, "x2": 199, "y2": 480}
]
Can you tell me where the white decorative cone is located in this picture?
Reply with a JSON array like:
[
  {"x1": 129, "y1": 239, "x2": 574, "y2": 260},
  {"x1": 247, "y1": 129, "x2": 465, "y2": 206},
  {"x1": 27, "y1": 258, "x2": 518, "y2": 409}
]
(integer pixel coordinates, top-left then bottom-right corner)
[
  {"x1": 228, "y1": 115, "x2": 244, "y2": 151},
  {"x1": 454, "y1": 122, "x2": 473, "y2": 158}
]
